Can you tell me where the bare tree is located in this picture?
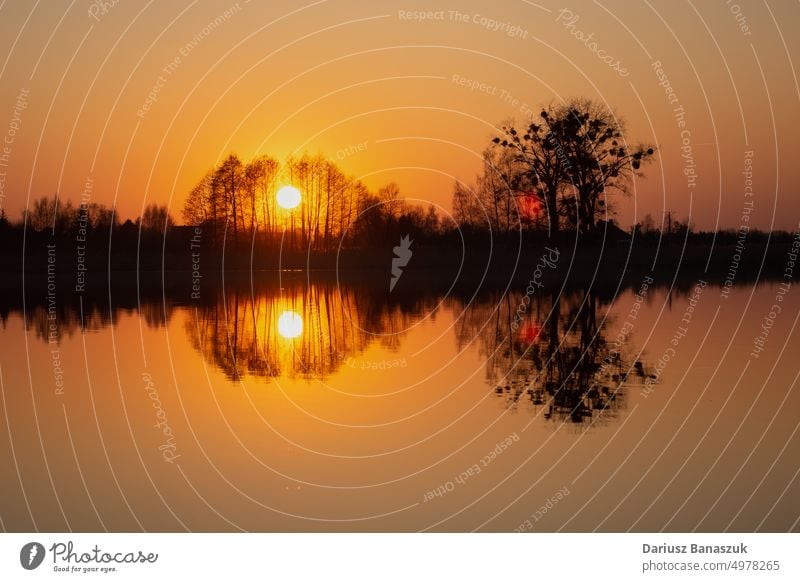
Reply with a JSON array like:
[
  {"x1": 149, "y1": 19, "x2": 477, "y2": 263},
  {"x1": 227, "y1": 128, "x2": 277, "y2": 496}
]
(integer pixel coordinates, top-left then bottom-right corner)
[
  {"x1": 216, "y1": 154, "x2": 244, "y2": 243},
  {"x1": 140, "y1": 203, "x2": 174, "y2": 234},
  {"x1": 378, "y1": 182, "x2": 402, "y2": 220},
  {"x1": 27, "y1": 195, "x2": 58, "y2": 232},
  {"x1": 183, "y1": 170, "x2": 214, "y2": 227}
]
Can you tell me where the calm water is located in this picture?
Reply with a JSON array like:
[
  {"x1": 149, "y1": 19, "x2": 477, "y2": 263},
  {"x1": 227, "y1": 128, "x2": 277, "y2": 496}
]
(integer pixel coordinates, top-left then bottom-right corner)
[{"x1": 1, "y1": 277, "x2": 799, "y2": 532}]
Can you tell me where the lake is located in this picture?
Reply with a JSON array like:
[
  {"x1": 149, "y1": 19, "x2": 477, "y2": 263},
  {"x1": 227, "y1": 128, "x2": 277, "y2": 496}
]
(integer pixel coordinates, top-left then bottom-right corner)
[{"x1": 1, "y1": 275, "x2": 798, "y2": 532}]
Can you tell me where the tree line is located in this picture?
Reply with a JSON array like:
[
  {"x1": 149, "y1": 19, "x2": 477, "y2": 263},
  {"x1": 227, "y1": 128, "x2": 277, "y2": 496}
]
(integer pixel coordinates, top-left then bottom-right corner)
[
  {"x1": 7, "y1": 97, "x2": 797, "y2": 258},
  {"x1": 1, "y1": 196, "x2": 173, "y2": 237},
  {"x1": 0, "y1": 153, "x2": 443, "y2": 250}
]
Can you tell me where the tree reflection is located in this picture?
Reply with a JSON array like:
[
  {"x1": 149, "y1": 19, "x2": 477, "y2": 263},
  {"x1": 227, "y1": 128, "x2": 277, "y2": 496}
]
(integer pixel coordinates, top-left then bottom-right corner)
[
  {"x1": 185, "y1": 282, "x2": 432, "y2": 380},
  {"x1": 8, "y1": 277, "x2": 653, "y2": 423},
  {"x1": 454, "y1": 287, "x2": 651, "y2": 426},
  {"x1": 19, "y1": 296, "x2": 171, "y2": 343}
]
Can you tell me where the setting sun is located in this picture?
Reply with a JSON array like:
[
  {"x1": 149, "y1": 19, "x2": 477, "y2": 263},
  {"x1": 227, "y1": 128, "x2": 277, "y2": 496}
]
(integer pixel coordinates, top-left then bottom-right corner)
[
  {"x1": 276, "y1": 185, "x2": 301, "y2": 210},
  {"x1": 277, "y1": 310, "x2": 303, "y2": 339}
]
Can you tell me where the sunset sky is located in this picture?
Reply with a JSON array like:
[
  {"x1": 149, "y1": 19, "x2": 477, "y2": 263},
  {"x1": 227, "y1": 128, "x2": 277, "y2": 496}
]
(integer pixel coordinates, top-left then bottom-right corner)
[{"x1": 0, "y1": 0, "x2": 797, "y2": 231}]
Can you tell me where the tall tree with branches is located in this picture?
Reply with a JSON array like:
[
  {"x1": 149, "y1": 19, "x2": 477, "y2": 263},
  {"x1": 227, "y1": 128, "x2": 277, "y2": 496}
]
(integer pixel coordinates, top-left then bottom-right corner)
[
  {"x1": 493, "y1": 105, "x2": 570, "y2": 236},
  {"x1": 494, "y1": 98, "x2": 655, "y2": 235}
]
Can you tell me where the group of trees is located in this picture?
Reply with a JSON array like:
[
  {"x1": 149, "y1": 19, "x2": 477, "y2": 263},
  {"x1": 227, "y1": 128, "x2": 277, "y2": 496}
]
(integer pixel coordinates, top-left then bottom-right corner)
[
  {"x1": 1, "y1": 195, "x2": 174, "y2": 238},
  {"x1": 3, "y1": 152, "x2": 443, "y2": 253},
  {"x1": 6, "y1": 98, "x2": 656, "y2": 250},
  {"x1": 453, "y1": 98, "x2": 655, "y2": 237},
  {"x1": 183, "y1": 154, "x2": 281, "y2": 244},
  {"x1": 182, "y1": 153, "x2": 442, "y2": 250},
  {"x1": 22, "y1": 196, "x2": 116, "y2": 234}
]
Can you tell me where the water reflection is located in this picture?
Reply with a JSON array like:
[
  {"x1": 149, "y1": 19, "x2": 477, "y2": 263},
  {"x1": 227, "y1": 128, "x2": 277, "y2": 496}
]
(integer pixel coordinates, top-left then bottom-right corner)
[
  {"x1": 11, "y1": 280, "x2": 658, "y2": 419},
  {"x1": 6, "y1": 279, "x2": 711, "y2": 430},
  {"x1": 177, "y1": 281, "x2": 657, "y2": 426},
  {"x1": 10, "y1": 278, "x2": 658, "y2": 418},
  {"x1": 183, "y1": 282, "x2": 438, "y2": 380},
  {"x1": 13, "y1": 293, "x2": 174, "y2": 342},
  {"x1": 18, "y1": 279, "x2": 664, "y2": 430},
  {"x1": 453, "y1": 287, "x2": 651, "y2": 425},
  {"x1": 4, "y1": 276, "x2": 800, "y2": 532}
]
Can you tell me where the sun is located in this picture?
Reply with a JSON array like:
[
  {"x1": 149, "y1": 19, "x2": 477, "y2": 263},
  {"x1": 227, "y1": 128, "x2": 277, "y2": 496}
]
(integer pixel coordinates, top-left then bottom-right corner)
[
  {"x1": 276, "y1": 185, "x2": 301, "y2": 209},
  {"x1": 277, "y1": 310, "x2": 303, "y2": 339}
]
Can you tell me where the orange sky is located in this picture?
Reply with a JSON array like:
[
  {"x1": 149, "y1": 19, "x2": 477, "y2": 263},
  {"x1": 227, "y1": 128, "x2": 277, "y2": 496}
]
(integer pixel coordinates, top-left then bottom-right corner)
[{"x1": 0, "y1": 0, "x2": 797, "y2": 230}]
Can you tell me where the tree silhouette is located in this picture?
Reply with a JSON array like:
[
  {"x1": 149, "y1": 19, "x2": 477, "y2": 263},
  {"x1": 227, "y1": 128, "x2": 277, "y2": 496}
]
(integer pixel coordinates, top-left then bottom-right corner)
[
  {"x1": 139, "y1": 203, "x2": 174, "y2": 234},
  {"x1": 451, "y1": 146, "x2": 522, "y2": 234},
  {"x1": 181, "y1": 152, "x2": 440, "y2": 252},
  {"x1": 493, "y1": 105, "x2": 571, "y2": 236},
  {"x1": 493, "y1": 98, "x2": 655, "y2": 235}
]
